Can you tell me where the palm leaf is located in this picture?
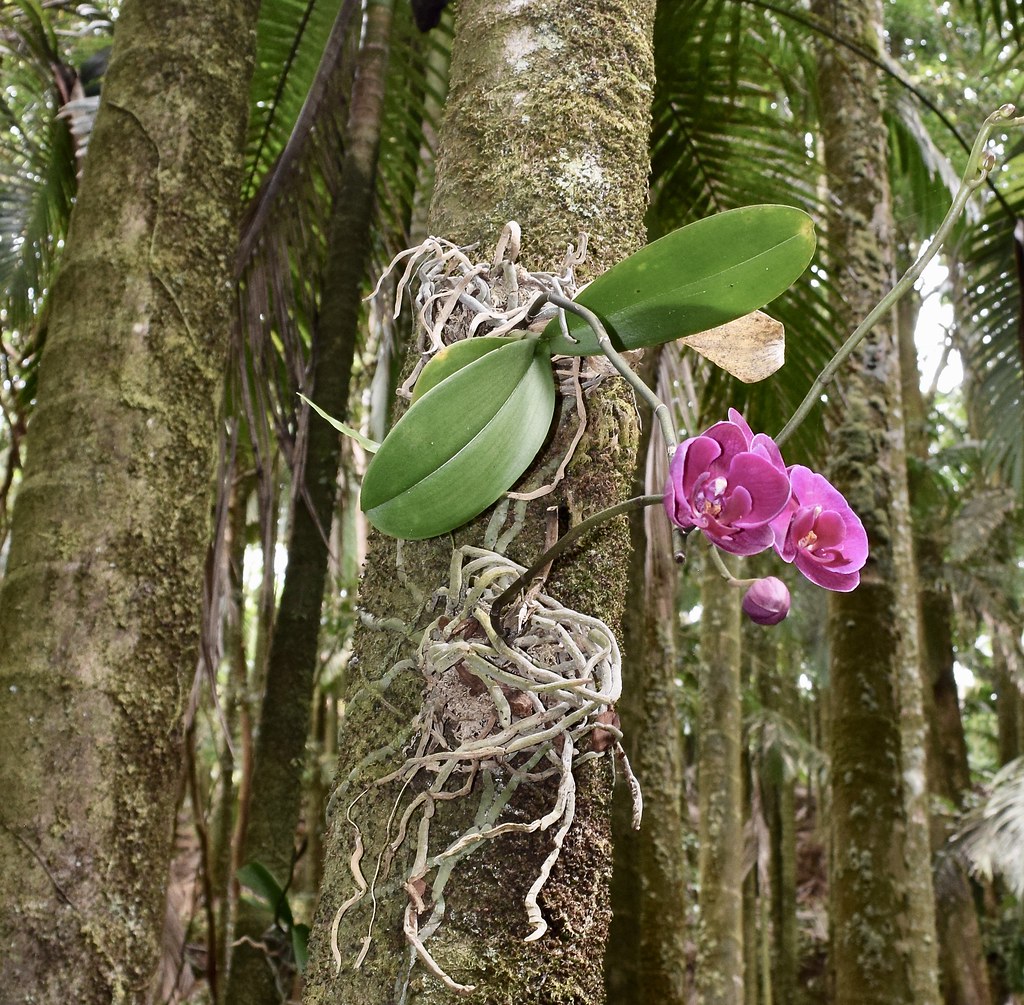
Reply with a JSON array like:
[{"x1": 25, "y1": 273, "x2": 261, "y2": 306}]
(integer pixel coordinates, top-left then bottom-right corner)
[
  {"x1": 244, "y1": 0, "x2": 352, "y2": 199},
  {"x1": 649, "y1": 0, "x2": 836, "y2": 460},
  {"x1": 233, "y1": 0, "x2": 450, "y2": 479},
  {"x1": 953, "y1": 169, "x2": 1024, "y2": 494}
]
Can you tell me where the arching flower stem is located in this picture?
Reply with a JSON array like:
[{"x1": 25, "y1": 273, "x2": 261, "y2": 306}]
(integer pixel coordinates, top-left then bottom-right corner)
[
  {"x1": 488, "y1": 493, "x2": 665, "y2": 626},
  {"x1": 775, "y1": 104, "x2": 1024, "y2": 447}
]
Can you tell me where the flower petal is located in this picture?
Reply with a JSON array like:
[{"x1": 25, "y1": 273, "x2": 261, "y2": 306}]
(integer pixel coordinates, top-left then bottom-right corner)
[
  {"x1": 725, "y1": 453, "x2": 791, "y2": 524},
  {"x1": 795, "y1": 553, "x2": 861, "y2": 592}
]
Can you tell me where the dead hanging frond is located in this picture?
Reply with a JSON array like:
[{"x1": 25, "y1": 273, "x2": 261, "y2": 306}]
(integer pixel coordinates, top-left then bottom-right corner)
[
  {"x1": 746, "y1": 706, "x2": 828, "y2": 783},
  {"x1": 954, "y1": 756, "x2": 1024, "y2": 896},
  {"x1": 949, "y1": 486, "x2": 1020, "y2": 565}
]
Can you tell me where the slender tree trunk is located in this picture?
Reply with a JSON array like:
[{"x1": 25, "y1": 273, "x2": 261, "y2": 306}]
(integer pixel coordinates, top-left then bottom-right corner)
[
  {"x1": 754, "y1": 630, "x2": 797, "y2": 1005},
  {"x1": 607, "y1": 350, "x2": 688, "y2": 1005},
  {"x1": 697, "y1": 560, "x2": 744, "y2": 1005},
  {"x1": 211, "y1": 466, "x2": 253, "y2": 986},
  {"x1": 742, "y1": 752, "x2": 759, "y2": 1005},
  {"x1": 898, "y1": 266, "x2": 992, "y2": 1005},
  {"x1": 226, "y1": 4, "x2": 394, "y2": 1002},
  {"x1": 0, "y1": 1, "x2": 258, "y2": 998},
  {"x1": 813, "y1": 2, "x2": 940, "y2": 1003},
  {"x1": 302, "y1": 1, "x2": 656, "y2": 1001},
  {"x1": 993, "y1": 622, "x2": 1024, "y2": 766}
]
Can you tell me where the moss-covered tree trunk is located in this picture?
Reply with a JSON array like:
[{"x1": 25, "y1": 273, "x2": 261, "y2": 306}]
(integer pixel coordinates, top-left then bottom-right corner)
[
  {"x1": 993, "y1": 623, "x2": 1024, "y2": 766},
  {"x1": 813, "y1": 2, "x2": 940, "y2": 1003},
  {"x1": 898, "y1": 275, "x2": 992, "y2": 1005},
  {"x1": 226, "y1": 4, "x2": 395, "y2": 1002},
  {"x1": 697, "y1": 560, "x2": 744, "y2": 1005},
  {"x1": 301, "y1": 1, "x2": 656, "y2": 1001},
  {"x1": 0, "y1": 1, "x2": 258, "y2": 999},
  {"x1": 607, "y1": 351, "x2": 687, "y2": 1005}
]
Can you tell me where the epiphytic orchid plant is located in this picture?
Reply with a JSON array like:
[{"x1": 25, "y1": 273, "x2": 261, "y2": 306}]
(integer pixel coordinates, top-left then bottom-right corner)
[
  {"x1": 308, "y1": 104, "x2": 1024, "y2": 627},
  {"x1": 315, "y1": 107, "x2": 1024, "y2": 990}
]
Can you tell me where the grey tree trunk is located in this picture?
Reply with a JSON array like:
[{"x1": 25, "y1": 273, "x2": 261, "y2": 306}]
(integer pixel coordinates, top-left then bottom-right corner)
[
  {"x1": 753, "y1": 626, "x2": 797, "y2": 1005},
  {"x1": 301, "y1": 1, "x2": 656, "y2": 1002},
  {"x1": 0, "y1": 1, "x2": 259, "y2": 999},
  {"x1": 813, "y1": 2, "x2": 941, "y2": 1003},
  {"x1": 898, "y1": 269, "x2": 992, "y2": 1005}
]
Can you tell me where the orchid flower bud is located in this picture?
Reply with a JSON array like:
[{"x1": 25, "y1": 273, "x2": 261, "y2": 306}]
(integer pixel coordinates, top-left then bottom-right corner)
[{"x1": 741, "y1": 576, "x2": 790, "y2": 626}]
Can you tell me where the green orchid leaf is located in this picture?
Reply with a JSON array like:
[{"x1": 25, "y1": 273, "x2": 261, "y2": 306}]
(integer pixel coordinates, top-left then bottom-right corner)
[
  {"x1": 299, "y1": 394, "x2": 380, "y2": 453},
  {"x1": 361, "y1": 337, "x2": 555, "y2": 539},
  {"x1": 412, "y1": 336, "x2": 517, "y2": 402},
  {"x1": 543, "y1": 204, "x2": 815, "y2": 355},
  {"x1": 291, "y1": 924, "x2": 310, "y2": 972},
  {"x1": 237, "y1": 862, "x2": 293, "y2": 928}
]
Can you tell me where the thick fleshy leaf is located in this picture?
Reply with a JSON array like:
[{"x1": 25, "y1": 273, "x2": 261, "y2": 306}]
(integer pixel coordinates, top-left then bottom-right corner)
[
  {"x1": 291, "y1": 924, "x2": 310, "y2": 972},
  {"x1": 361, "y1": 337, "x2": 555, "y2": 539},
  {"x1": 543, "y1": 205, "x2": 814, "y2": 355},
  {"x1": 411, "y1": 336, "x2": 512, "y2": 402},
  {"x1": 237, "y1": 862, "x2": 293, "y2": 927},
  {"x1": 680, "y1": 310, "x2": 784, "y2": 383}
]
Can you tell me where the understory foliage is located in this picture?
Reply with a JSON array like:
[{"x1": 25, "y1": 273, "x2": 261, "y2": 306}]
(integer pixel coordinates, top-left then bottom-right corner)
[{"x1": 1, "y1": 0, "x2": 1024, "y2": 1002}]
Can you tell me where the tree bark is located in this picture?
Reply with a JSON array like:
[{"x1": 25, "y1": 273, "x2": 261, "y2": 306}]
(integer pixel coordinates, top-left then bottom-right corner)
[
  {"x1": 697, "y1": 560, "x2": 744, "y2": 1005},
  {"x1": 0, "y1": 0, "x2": 259, "y2": 999},
  {"x1": 607, "y1": 350, "x2": 688, "y2": 1005},
  {"x1": 754, "y1": 629, "x2": 797, "y2": 1005},
  {"x1": 813, "y1": 2, "x2": 941, "y2": 1003},
  {"x1": 898, "y1": 262, "x2": 991, "y2": 1005},
  {"x1": 301, "y1": 1, "x2": 656, "y2": 1001}
]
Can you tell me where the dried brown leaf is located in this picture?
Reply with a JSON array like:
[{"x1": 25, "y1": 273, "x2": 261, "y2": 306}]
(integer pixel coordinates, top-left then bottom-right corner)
[{"x1": 679, "y1": 309, "x2": 784, "y2": 383}]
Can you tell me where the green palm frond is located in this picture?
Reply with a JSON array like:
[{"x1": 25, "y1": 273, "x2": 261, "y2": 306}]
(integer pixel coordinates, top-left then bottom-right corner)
[
  {"x1": 371, "y1": 12, "x2": 450, "y2": 269},
  {"x1": 0, "y1": 3, "x2": 78, "y2": 337},
  {"x1": 244, "y1": 0, "x2": 353, "y2": 200},
  {"x1": 887, "y1": 93, "x2": 964, "y2": 241},
  {"x1": 649, "y1": 0, "x2": 836, "y2": 459},
  {"x1": 953, "y1": 168, "x2": 1024, "y2": 493},
  {"x1": 235, "y1": 0, "x2": 449, "y2": 453},
  {"x1": 957, "y1": 0, "x2": 1024, "y2": 52}
]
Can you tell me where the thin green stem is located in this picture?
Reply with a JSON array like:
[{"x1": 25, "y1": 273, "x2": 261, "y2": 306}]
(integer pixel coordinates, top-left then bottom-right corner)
[
  {"x1": 775, "y1": 104, "x2": 1024, "y2": 447},
  {"x1": 488, "y1": 493, "x2": 665, "y2": 626},
  {"x1": 706, "y1": 538, "x2": 759, "y2": 588},
  {"x1": 530, "y1": 293, "x2": 678, "y2": 451}
]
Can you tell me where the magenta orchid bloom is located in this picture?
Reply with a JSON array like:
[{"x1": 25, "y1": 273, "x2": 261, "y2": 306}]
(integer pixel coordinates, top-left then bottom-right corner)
[
  {"x1": 664, "y1": 410, "x2": 791, "y2": 556},
  {"x1": 771, "y1": 465, "x2": 868, "y2": 592}
]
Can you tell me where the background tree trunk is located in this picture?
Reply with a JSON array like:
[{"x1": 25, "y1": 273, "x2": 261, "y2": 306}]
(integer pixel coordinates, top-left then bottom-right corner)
[
  {"x1": 226, "y1": 5, "x2": 395, "y2": 1001},
  {"x1": 302, "y1": 1, "x2": 656, "y2": 1001},
  {"x1": 898, "y1": 268, "x2": 992, "y2": 1005},
  {"x1": 0, "y1": 0, "x2": 259, "y2": 998},
  {"x1": 813, "y1": 2, "x2": 941, "y2": 1003},
  {"x1": 607, "y1": 350, "x2": 688, "y2": 1005},
  {"x1": 754, "y1": 626, "x2": 797, "y2": 1005},
  {"x1": 697, "y1": 560, "x2": 744, "y2": 1005}
]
